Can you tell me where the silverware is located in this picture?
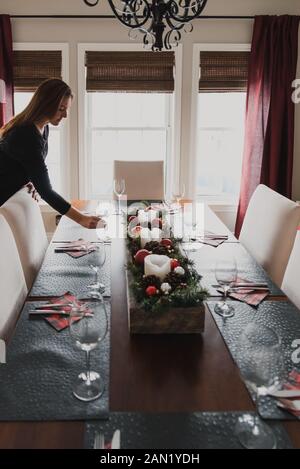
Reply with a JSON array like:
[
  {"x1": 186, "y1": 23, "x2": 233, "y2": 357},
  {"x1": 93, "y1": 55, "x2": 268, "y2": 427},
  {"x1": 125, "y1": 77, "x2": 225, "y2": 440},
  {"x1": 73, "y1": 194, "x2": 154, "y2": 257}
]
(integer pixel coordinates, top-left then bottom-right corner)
[
  {"x1": 94, "y1": 432, "x2": 105, "y2": 449},
  {"x1": 277, "y1": 399, "x2": 300, "y2": 412},
  {"x1": 268, "y1": 389, "x2": 300, "y2": 398},
  {"x1": 37, "y1": 303, "x2": 73, "y2": 309},
  {"x1": 29, "y1": 309, "x2": 70, "y2": 315}
]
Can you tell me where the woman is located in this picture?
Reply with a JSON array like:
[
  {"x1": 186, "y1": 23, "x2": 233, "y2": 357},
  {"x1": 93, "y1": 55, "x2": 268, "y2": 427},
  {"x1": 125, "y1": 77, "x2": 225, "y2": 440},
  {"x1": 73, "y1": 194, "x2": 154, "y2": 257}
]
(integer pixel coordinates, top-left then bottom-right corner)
[{"x1": 0, "y1": 78, "x2": 102, "y2": 229}]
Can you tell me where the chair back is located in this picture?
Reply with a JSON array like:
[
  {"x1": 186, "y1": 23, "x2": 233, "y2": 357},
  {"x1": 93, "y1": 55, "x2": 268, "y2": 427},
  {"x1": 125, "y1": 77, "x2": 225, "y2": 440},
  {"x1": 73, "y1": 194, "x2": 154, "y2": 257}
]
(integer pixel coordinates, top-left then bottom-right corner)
[
  {"x1": 0, "y1": 188, "x2": 48, "y2": 289},
  {"x1": 239, "y1": 184, "x2": 300, "y2": 286},
  {"x1": 282, "y1": 230, "x2": 300, "y2": 310},
  {"x1": 113, "y1": 160, "x2": 164, "y2": 200},
  {"x1": 0, "y1": 214, "x2": 27, "y2": 339}
]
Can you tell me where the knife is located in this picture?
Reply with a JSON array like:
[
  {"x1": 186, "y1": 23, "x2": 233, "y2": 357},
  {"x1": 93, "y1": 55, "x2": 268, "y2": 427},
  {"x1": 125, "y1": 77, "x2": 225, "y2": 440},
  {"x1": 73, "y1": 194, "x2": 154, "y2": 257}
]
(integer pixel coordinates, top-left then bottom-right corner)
[
  {"x1": 111, "y1": 429, "x2": 121, "y2": 449},
  {"x1": 267, "y1": 389, "x2": 300, "y2": 398},
  {"x1": 29, "y1": 309, "x2": 70, "y2": 315}
]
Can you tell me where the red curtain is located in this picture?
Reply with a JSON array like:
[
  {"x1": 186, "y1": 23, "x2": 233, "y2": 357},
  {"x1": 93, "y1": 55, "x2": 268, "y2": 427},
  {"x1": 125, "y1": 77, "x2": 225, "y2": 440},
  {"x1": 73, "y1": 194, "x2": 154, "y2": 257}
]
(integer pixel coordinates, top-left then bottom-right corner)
[
  {"x1": 0, "y1": 14, "x2": 13, "y2": 127},
  {"x1": 235, "y1": 15, "x2": 300, "y2": 237}
]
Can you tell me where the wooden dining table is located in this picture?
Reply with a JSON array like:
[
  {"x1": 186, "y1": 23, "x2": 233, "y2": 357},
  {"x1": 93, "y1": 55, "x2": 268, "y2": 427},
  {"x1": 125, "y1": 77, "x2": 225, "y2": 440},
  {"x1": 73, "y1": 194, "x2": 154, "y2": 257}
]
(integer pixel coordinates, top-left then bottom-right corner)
[{"x1": 0, "y1": 200, "x2": 299, "y2": 449}]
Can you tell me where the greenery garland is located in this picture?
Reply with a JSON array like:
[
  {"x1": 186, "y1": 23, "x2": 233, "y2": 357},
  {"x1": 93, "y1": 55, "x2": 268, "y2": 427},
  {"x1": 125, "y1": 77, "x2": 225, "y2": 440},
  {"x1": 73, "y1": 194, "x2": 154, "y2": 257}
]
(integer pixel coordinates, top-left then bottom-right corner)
[{"x1": 126, "y1": 207, "x2": 208, "y2": 313}]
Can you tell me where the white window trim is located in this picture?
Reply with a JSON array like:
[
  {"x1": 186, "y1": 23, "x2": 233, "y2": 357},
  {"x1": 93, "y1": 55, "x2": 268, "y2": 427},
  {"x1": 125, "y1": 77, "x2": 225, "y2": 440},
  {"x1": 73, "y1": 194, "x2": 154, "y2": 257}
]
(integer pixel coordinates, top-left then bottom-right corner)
[
  {"x1": 13, "y1": 42, "x2": 70, "y2": 201},
  {"x1": 189, "y1": 43, "x2": 251, "y2": 206},
  {"x1": 77, "y1": 43, "x2": 183, "y2": 199}
]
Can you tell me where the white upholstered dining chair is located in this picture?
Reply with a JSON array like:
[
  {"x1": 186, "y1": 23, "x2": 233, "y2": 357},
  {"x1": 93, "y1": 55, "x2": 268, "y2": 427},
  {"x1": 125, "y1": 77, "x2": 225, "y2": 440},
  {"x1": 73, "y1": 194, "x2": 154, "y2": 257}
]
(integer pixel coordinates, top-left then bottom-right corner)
[
  {"x1": 281, "y1": 231, "x2": 300, "y2": 310},
  {"x1": 0, "y1": 214, "x2": 27, "y2": 353},
  {"x1": 239, "y1": 184, "x2": 300, "y2": 287},
  {"x1": 113, "y1": 160, "x2": 164, "y2": 200},
  {"x1": 0, "y1": 188, "x2": 48, "y2": 290}
]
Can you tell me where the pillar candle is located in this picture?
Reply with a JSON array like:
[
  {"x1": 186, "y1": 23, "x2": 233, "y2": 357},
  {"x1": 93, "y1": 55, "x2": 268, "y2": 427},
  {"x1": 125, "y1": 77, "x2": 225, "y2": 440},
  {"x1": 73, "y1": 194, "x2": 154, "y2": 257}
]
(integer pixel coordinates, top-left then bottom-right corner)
[{"x1": 144, "y1": 254, "x2": 171, "y2": 281}]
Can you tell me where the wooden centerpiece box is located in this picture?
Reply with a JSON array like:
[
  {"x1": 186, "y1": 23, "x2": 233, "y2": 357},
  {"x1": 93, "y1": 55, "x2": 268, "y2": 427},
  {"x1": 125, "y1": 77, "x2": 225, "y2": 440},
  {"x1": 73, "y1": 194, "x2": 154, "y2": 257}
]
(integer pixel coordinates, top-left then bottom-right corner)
[{"x1": 125, "y1": 204, "x2": 207, "y2": 334}]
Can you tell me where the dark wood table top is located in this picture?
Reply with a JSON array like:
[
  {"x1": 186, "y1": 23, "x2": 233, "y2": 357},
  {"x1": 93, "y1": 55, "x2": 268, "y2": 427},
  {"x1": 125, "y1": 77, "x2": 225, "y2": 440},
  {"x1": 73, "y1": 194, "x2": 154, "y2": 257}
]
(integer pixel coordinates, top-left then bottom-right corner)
[{"x1": 0, "y1": 201, "x2": 299, "y2": 449}]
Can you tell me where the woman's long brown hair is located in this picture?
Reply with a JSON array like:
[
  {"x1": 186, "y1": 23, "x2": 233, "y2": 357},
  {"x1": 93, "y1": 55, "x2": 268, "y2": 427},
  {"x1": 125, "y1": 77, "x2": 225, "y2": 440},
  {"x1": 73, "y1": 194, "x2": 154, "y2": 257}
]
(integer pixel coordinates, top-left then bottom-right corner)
[{"x1": 0, "y1": 78, "x2": 73, "y2": 137}]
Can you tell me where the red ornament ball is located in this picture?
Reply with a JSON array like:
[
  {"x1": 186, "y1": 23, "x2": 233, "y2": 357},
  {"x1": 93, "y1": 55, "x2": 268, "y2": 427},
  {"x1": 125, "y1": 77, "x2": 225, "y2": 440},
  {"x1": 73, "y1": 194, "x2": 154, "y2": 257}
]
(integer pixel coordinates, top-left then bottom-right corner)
[
  {"x1": 170, "y1": 259, "x2": 180, "y2": 270},
  {"x1": 146, "y1": 286, "x2": 157, "y2": 296},
  {"x1": 160, "y1": 238, "x2": 172, "y2": 248},
  {"x1": 134, "y1": 249, "x2": 151, "y2": 265}
]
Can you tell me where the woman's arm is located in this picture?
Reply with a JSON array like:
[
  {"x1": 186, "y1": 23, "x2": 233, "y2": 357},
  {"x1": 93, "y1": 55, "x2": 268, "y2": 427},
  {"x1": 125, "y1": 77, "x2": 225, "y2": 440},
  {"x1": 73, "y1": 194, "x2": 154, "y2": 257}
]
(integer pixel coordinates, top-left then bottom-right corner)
[{"x1": 65, "y1": 206, "x2": 104, "y2": 229}]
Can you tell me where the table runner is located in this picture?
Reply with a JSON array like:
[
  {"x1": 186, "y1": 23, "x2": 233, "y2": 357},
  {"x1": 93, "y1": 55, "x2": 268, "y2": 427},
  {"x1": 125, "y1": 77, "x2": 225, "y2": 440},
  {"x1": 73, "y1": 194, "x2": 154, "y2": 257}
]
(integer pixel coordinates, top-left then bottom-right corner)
[
  {"x1": 207, "y1": 300, "x2": 300, "y2": 420},
  {"x1": 29, "y1": 244, "x2": 111, "y2": 298},
  {"x1": 0, "y1": 302, "x2": 110, "y2": 421},
  {"x1": 84, "y1": 411, "x2": 293, "y2": 449}
]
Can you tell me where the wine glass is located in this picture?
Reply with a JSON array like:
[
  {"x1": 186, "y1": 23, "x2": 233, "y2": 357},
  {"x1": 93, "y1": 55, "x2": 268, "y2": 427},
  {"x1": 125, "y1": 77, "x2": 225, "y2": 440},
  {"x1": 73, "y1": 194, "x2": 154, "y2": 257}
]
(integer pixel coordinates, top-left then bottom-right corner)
[
  {"x1": 113, "y1": 179, "x2": 125, "y2": 215},
  {"x1": 69, "y1": 300, "x2": 108, "y2": 402},
  {"x1": 235, "y1": 322, "x2": 286, "y2": 449},
  {"x1": 172, "y1": 183, "x2": 185, "y2": 209},
  {"x1": 87, "y1": 242, "x2": 106, "y2": 299},
  {"x1": 214, "y1": 255, "x2": 237, "y2": 318}
]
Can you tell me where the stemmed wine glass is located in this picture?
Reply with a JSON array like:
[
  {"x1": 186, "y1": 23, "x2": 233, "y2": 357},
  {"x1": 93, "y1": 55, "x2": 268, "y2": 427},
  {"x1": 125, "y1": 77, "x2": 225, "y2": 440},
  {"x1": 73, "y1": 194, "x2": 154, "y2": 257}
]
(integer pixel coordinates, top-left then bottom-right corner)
[
  {"x1": 172, "y1": 183, "x2": 185, "y2": 209},
  {"x1": 235, "y1": 322, "x2": 286, "y2": 449},
  {"x1": 87, "y1": 242, "x2": 106, "y2": 299},
  {"x1": 214, "y1": 255, "x2": 237, "y2": 318},
  {"x1": 69, "y1": 299, "x2": 108, "y2": 401},
  {"x1": 113, "y1": 179, "x2": 125, "y2": 215}
]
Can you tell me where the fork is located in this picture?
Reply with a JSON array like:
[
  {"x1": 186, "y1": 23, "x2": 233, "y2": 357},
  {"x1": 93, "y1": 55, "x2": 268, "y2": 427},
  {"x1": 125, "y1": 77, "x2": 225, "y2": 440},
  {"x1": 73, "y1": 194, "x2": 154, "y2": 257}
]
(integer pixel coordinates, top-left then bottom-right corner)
[{"x1": 94, "y1": 432, "x2": 105, "y2": 449}]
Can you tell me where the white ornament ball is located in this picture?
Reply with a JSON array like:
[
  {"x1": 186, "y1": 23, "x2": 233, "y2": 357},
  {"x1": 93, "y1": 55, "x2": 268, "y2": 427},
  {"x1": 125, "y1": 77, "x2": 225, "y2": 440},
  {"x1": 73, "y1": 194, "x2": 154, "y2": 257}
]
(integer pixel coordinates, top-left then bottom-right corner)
[
  {"x1": 174, "y1": 266, "x2": 185, "y2": 276},
  {"x1": 161, "y1": 282, "x2": 172, "y2": 295}
]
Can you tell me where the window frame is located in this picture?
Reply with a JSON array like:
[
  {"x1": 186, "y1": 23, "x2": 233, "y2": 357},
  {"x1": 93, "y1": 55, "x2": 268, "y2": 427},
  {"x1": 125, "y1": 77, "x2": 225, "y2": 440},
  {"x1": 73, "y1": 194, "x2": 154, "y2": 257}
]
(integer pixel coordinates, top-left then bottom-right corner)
[
  {"x1": 190, "y1": 43, "x2": 251, "y2": 204},
  {"x1": 13, "y1": 42, "x2": 70, "y2": 200},
  {"x1": 77, "y1": 43, "x2": 183, "y2": 200}
]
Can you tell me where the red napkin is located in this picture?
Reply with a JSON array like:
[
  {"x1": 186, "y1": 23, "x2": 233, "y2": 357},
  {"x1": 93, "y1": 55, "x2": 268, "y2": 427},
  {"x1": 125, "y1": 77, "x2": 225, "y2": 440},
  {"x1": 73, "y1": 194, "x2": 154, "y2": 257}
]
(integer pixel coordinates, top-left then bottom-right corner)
[
  {"x1": 278, "y1": 370, "x2": 300, "y2": 417},
  {"x1": 218, "y1": 277, "x2": 269, "y2": 306},
  {"x1": 43, "y1": 292, "x2": 82, "y2": 332}
]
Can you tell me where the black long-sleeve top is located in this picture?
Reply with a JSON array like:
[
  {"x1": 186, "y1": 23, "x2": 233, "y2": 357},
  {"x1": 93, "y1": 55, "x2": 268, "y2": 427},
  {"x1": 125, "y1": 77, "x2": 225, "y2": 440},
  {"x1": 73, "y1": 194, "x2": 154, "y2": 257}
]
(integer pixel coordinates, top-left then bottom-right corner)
[{"x1": 0, "y1": 123, "x2": 71, "y2": 214}]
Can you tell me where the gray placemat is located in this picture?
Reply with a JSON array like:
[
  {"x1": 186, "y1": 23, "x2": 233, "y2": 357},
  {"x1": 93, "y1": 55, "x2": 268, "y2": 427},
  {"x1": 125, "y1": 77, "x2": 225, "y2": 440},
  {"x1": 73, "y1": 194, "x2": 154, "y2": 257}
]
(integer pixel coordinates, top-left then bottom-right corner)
[
  {"x1": 0, "y1": 301, "x2": 110, "y2": 421},
  {"x1": 84, "y1": 412, "x2": 293, "y2": 449},
  {"x1": 207, "y1": 301, "x2": 300, "y2": 420},
  {"x1": 189, "y1": 243, "x2": 283, "y2": 297},
  {"x1": 29, "y1": 245, "x2": 111, "y2": 298}
]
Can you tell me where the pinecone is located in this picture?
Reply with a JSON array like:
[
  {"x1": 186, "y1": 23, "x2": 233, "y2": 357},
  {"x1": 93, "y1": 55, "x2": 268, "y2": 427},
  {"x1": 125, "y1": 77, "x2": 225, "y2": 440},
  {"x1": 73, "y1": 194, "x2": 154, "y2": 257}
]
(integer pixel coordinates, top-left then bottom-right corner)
[
  {"x1": 144, "y1": 241, "x2": 160, "y2": 252},
  {"x1": 130, "y1": 240, "x2": 141, "y2": 256},
  {"x1": 141, "y1": 275, "x2": 161, "y2": 290},
  {"x1": 152, "y1": 245, "x2": 169, "y2": 255},
  {"x1": 164, "y1": 272, "x2": 183, "y2": 290}
]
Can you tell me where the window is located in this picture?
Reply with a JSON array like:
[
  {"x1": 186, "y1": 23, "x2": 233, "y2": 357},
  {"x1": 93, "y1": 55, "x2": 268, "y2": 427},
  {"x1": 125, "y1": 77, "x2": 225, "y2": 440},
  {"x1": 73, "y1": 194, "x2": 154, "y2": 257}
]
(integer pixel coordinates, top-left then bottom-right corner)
[
  {"x1": 87, "y1": 92, "x2": 172, "y2": 198},
  {"x1": 196, "y1": 50, "x2": 249, "y2": 201},
  {"x1": 12, "y1": 46, "x2": 69, "y2": 198},
  {"x1": 197, "y1": 92, "x2": 246, "y2": 198},
  {"x1": 83, "y1": 50, "x2": 176, "y2": 199}
]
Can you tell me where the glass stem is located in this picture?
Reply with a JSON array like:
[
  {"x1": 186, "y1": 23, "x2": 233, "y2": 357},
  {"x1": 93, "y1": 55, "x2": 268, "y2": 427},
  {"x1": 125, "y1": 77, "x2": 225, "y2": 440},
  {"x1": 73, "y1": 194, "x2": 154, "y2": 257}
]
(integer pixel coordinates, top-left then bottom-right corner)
[
  {"x1": 86, "y1": 350, "x2": 91, "y2": 386},
  {"x1": 118, "y1": 196, "x2": 121, "y2": 215},
  {"x1": 223, "y1": 286, "x2": 229, "y2": 304}
]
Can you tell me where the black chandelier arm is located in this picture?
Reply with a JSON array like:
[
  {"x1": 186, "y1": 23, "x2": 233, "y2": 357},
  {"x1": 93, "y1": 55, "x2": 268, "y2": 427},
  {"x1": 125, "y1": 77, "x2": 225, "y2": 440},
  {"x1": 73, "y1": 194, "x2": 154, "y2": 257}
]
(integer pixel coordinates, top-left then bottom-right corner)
[
  {"x1": 83, "y1": 0, "x2": 100, "y2": 6},
  {"x1": 168, "y1": 0, "x2": 207, "y2": 23},
  {"x1": 107, "y1": 0, "x2": 150, "y2": 28},
  {"x1": 165, "y1": 16, "x2": 186, "y2": 31}
]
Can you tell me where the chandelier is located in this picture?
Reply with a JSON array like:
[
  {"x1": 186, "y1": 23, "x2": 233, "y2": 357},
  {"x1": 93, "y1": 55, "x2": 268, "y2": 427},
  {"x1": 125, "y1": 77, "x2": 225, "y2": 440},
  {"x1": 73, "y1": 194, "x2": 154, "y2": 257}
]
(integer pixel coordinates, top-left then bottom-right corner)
[{"x1": 83, "y1": 0, "x2": 208, "y2": 51}]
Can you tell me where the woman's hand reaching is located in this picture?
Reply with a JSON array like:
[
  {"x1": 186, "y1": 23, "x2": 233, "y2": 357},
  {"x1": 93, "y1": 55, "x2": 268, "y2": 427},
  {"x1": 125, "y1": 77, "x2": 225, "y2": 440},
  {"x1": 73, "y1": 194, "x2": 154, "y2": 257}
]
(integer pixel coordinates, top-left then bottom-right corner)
[{"x1": 79, "y1": 214, "x2": 106, "y2": 229}]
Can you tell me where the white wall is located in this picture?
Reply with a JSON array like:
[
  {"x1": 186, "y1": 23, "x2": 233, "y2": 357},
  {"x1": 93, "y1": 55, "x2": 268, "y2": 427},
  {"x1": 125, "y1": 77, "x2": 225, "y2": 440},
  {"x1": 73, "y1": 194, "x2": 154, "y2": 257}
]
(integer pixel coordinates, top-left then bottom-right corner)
[{"x1": 1, "y1": 0, "x2": 300, "y2": 208}]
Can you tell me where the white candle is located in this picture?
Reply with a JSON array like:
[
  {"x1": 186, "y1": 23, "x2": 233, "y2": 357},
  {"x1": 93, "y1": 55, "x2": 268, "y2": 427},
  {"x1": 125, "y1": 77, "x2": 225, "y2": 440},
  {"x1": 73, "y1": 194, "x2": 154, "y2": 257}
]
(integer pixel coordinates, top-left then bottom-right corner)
[
  {"x1": 138, "y1": 210, "x2": 148, "y2": 226},
  {"x1": 151, "y1": 227, "x2": 162, "y2": 241},
  {"x1": 140, "y1": 227, "x2": 152, "y2": 248},
  {"x1": 144, "y1": 254, "x2": 171, "y2": 281}
]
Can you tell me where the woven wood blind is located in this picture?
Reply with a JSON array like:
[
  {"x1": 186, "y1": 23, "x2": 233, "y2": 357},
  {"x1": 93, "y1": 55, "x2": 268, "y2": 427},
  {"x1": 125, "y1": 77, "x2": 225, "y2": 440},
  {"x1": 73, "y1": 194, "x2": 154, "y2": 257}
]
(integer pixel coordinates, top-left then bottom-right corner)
[
  {"x1": 199, "y1": 51, "x2": 249, "y2": 92},
  {"x1": 85, "y1": 51, "x2": 174, "y2": 93},
  {"x1": 13, "y1": 50, "x2": 62, "y2": 92}
]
